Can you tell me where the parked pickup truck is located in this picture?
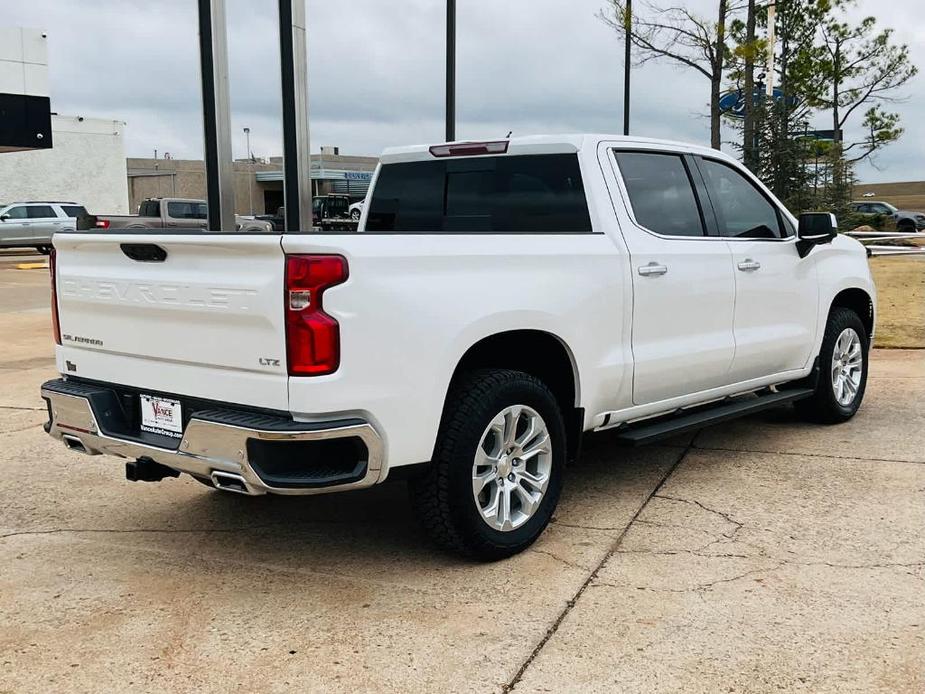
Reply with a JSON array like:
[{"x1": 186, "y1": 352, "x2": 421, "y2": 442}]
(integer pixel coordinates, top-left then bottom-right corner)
[
  {"x1": 43, "y1": 135, "x2": 876, "y2": 559},
  {"x1": 83, "y1": 197, "x2": 273, "y2": 233}
]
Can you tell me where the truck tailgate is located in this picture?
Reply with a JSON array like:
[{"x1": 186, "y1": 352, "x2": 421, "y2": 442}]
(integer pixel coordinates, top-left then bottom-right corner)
[{"x1": 53, "y1": 233, "x2": 289, "y2": 411}]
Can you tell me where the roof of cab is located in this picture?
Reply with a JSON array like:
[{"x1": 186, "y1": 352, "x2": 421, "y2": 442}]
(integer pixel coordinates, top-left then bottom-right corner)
[{"x1": 379, "y1": 134, "x2": 729, "y2": 164}]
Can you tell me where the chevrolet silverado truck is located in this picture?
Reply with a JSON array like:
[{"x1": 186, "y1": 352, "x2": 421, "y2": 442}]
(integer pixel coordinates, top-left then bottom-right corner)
[
  {"x1": 83, "y1": 197, "x2": 273, "y2": 233},
  {"x1": 42, "y1": 135, "x2": 876, "y2": 559}
]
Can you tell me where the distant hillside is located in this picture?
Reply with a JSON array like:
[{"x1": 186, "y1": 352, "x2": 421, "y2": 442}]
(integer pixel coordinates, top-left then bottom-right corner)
[{"x1": 854, "y1": 181, "x2": 925, "y2": 210}]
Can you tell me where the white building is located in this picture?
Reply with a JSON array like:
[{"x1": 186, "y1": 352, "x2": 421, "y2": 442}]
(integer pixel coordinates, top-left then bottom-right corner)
[
  {"x1": 1, "y1": 27, "x2": 129, "y2": 214},
  {"x1": 0, "y1": 114, "x2": 130, "y2": 214}
]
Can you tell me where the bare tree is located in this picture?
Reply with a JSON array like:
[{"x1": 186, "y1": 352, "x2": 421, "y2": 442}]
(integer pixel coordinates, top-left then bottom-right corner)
[
  {"x1": 816, "y1": 14, "x2": 917, "y2": 162},
  {"x1": 599, "y1": 0, "x2": 730, "y2": 149}
]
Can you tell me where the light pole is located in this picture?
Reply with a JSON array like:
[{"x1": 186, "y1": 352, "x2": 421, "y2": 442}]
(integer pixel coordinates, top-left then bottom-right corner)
[
  {"x1": 623, "y1": 0, "x2": 631, "y2": 136},
  {"x1": 243, "y1": 127, "x2": 254, "y2": 215},
  {"x1": 446, "y1": 0, "x2": 456, "y2": 142}
]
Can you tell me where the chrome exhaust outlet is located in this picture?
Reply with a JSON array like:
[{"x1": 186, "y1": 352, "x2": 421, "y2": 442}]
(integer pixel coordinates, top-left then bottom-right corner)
[
  {"x1": 210, "y1": 471, "x2": 258, "y2": 496},
  {"x1": 62, "y1": 434, "x2": 93, "y2": 455}
]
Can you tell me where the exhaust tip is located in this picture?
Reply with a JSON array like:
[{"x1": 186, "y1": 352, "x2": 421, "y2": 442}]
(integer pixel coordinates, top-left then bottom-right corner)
[
  {"x1": 210, "y1": 471, "x2": 256, "y2": 495},
  {"x1": 62, "y1": 434, "x2": 89, "y2": 454}
]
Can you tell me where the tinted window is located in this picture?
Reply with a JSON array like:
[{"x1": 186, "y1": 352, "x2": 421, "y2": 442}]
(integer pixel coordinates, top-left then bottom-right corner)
[
  {"x1": 139, "y1": 200, "x2": 161, "y2": 217},
  {"x1": 167, "y1": 201, "x2": 207, "y2": 220},
  {"x1": 366, "y1": 154, "x2": 591, "y2": 233},
  {"x1": 4, "y1": 206, "x2": 28, "y2": 220},
  {"x1": 27, "y1": 205, "x2": 56, "y2": 219},
  {"x1": 61, "y1": 205, "x2": 88, "y2": 218},
  {"x1": 699, "y1": 159, "x2": 784, "y2": 239},
  {"x1": 615, "y1": 152, "x2": 704, "y2": 237}
]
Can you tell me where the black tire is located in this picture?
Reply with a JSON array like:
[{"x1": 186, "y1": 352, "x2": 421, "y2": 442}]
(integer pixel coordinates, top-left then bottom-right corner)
[
  {"x1": 351, "y1": 210, "x2": 361, "y2": 221},
  {"x1": 897, "y1": 220, "x2": 916, "y2": 234},
  {"x1": 410, "y1": 369, "x2": 566, "y2": 560},
  {"x1": 35, "y1": 245, "x2": 52, "y2": 255},
  {"x1": 795, "y1": 307, "x2": 869, "y2": 424}
]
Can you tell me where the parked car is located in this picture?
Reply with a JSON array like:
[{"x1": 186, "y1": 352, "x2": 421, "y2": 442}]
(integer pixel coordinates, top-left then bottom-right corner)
[
  {"x1": 0, "y1": 201, "x2": 87, "y2": 254},
  {"x1": 255, "y1": 196, "x2": 359, "y2": 231},
  {"x1": 85, "y1": 198, "x2": 274, "y2": 233},
  {"x1": 349, "y1": 200, "x2": 365, "y2": 221},
  {"x1": 850, "y1": 200, "x2": 925, "y2": 232},
  {"x1": 42, "y1": 134, "x2": 875, "y2": 559}
]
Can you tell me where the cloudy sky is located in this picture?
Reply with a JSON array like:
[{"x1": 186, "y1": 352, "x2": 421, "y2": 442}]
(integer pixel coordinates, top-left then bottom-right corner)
[{"x1": 6, "y1": 0, "x2": 923, "y2": 182}]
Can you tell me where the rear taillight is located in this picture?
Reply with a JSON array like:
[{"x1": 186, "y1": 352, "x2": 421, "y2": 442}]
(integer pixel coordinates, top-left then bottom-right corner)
[
  {"x1": 95, "y1": 218, "x2": 110, "y2": 229},
  {"x1": 285, "y1": 254, "x2": 348, "y2": 376},
  {"x1": 49, "y1": 248, "x2": 61, "y2": 345}
]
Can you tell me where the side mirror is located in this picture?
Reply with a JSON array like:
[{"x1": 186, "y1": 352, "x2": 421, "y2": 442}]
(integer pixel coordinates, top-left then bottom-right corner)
[
  {"x1": 797, "y1": 212, "x2": 837, "y2": 258},
  {"x1": 0, "y1": 214, "x2": 9, "y2": 222}
]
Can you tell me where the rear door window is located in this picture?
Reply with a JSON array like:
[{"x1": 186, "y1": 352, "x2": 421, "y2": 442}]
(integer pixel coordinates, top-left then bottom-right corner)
[
  {"x1": 27, "y1": 205, "x2": 56, "y2": 219},
  {"x1": 167, "y1": 201, "x2": 208, "y2": 220},
  {"x1": 365, "y1": 154, "x2": 591, "y2": 233},
  {"x1": 614, "y1": 152, "x2": 705, "y2": 237}
]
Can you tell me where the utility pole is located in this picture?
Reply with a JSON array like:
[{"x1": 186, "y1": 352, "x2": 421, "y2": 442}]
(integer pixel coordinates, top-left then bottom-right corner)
[
  {"x1": 243, "y1": 126, "x2": 252, "y2": 160},
  {"x1": 446, "y1": 0, "x2": 456, "y2": 142},
  {"x1": 196, "y1": 0, "x2": 236, "y2": 231},
  {"x1": 623, "y1": 0, "x2": 631, "y2": 136}
]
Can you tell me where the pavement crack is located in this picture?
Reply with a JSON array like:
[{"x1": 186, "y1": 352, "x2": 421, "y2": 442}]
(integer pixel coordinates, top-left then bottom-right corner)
[
  {"x1": 0, "y1": 405, "x2": 46, "y2": 412},
  {"x1": 692, "y1": 444, "x2": 925, "y2": 466},
  {"x1": 651, "y1": 494, "x2": 744, "y2": 538},
  {"x1": 529, "y1": 548, "x2": 591, "y2": 573},
  {"x1": 594, "y1": 562, "x2": 785, "y2": 594},
  {"x1": 549, "y1": 520, "x2": 624, "y2": 532},
  {"x1": 501, "y1": 442, "x2": 694, "y2": 693},
  {"x1": 0, "y1": 523, "x2": 336, "y2": 541}
]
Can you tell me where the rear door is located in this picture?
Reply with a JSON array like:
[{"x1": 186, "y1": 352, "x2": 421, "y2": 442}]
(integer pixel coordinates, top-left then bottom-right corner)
[
  {"x1": 608, "y1": 148, "x2": 737, "y2": 405},
  {"x1": 695, "y1": 157, "x2": 818, "y2": 381},
  {"x1": 53, "y1": 233, "x2": 290, "y2": 410},
  {"x1": 165, "y1": 201, "x2": 208, "y2": 229},
  {"x1": 26, "y1": 204, "x2": 60, "y2": 243}
]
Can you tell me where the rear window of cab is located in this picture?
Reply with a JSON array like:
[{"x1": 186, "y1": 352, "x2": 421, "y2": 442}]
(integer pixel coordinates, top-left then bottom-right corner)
[{"x1": 365, "y1": 154, "x2": 592, "y2": 233}]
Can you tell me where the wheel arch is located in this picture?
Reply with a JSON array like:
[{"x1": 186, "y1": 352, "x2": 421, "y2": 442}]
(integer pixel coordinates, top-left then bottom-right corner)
[
  {"x1": 829, "y1": 287, "x2": 874, "y2": 340},
  {"x1": 445, "y1": 329, "x2": 583, "y2": 461}
]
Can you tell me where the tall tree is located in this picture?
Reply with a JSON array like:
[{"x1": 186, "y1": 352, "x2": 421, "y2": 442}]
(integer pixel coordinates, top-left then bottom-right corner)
[
  {"x1": 599, "y1": 0, "x2": 730, "y2": 149},
  {"x1": 816, "y1": 12, "x2": 917, "y2": 161}
]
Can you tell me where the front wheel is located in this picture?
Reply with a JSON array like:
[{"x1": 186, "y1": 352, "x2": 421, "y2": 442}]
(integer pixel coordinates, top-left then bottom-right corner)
[
  {"x1": 795, "y1": 307, "x2": 869, "y2": 424},
  {"x1": 410, "y1": 369, "x2": 566, "y2": 560},
  {"x1": 351, "y1": 209, "x2": 361, "y2": 221}
]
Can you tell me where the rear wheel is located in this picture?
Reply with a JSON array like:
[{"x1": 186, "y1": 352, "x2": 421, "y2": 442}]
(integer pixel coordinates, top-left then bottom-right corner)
[
  {"x1": 898, "y1": 220, "x2": 916, "y2": 234},
  {"x1": 410, "y1": 369, "x2": 566, "y2": 560},
  {"x1": 351, "y1": 209, "x2": 361, "y2": 221},
  {"x1": 795, "y1": 307, "x2": 869, "y2": 423}
]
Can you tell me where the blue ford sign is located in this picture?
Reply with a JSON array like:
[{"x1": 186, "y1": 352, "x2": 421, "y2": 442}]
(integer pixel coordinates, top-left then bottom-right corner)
[
  {"x1": 344, "y1": 171, "x2": 373, "y2": 181},
  {"x1": 719, "y1": 87, "x2": 795, "y2": 118}
]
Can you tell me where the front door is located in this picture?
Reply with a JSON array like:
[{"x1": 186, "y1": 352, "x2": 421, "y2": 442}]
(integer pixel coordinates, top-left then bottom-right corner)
[
  {"x1": 608, "y1": 149, "x2": 737, "y2": 405},
  {"x1": 695, "y1": 157, "x2": 819, "y2": 382}
]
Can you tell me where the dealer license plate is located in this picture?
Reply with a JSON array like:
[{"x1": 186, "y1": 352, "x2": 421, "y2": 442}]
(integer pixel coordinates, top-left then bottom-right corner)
[{"x1": 139, "y1": 394, "x2": 183, "y2": 438}]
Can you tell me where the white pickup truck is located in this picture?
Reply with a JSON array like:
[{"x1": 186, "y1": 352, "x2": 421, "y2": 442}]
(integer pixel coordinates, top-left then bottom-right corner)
[{"x1": 42, "y1": 135, "x2": 875, "y2": 559}]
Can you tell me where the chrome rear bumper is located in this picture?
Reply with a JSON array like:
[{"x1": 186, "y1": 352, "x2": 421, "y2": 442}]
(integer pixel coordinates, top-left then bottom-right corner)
[{"x1": 41, "y1": 379, "x2": 384, "y2": 496}]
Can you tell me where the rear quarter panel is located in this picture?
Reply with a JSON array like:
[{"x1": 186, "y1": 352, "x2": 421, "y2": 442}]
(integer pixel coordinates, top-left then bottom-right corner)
[{"x1": 282, "y1": 232, "x2": 630, "y2": 468}]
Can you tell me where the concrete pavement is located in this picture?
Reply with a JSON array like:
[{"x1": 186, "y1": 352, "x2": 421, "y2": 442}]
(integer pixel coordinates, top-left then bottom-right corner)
[{"x1": 0, "y1": 272, "x2": 923, "y2": 693}]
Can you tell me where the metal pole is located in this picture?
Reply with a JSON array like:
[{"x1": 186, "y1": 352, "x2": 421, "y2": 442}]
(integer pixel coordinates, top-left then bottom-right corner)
[
  {"x1": 446, "y1": 0, "x2": 456, "y2": 142},
  {"x1": 197, "y1": 0, "x2": 236, "y2": 231},
  {"x1": 766, "y1": 1, "x2": 776, "y2": 97},
  {"x1": 623, "y1": 0, "x2": 632, "y2": 136},
  {"x1": 278, "y1": 0, "x2": 313, "y2": 231}
]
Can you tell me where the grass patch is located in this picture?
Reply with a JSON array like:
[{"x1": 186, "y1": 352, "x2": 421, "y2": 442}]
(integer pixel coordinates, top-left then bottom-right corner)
[{"x1": 870, "y1": 256, "x2": 925, "y2": 348}]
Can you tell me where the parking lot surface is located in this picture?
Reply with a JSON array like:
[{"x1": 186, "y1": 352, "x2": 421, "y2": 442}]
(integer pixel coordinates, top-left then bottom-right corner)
[{"x1": 1, "y1": 267, "x2": 923, "y2": 693}]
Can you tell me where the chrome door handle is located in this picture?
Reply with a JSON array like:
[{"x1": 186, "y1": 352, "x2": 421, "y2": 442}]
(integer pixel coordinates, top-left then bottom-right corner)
[
  {"x1": 638, "y1": 262, "x2": 668, "y2": 277},
  {"x1": 737, "y1": 259, "x2": 761, "y2": 272}
]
